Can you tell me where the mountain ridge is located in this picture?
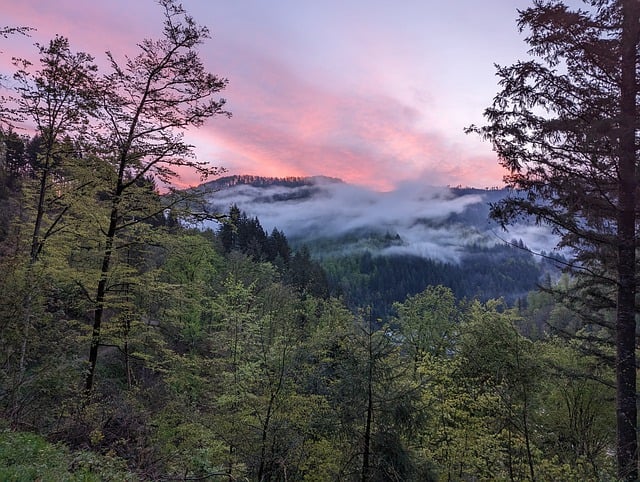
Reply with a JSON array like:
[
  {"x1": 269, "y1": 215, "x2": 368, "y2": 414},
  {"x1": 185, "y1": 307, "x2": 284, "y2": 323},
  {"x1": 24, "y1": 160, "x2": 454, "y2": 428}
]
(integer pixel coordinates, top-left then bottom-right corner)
[
  {"x1": 201, "y1": 174, "x2": 509, "y2": 196},
  {"x1": 201, "y1": 174, "x2": 344, "y2": 190}
]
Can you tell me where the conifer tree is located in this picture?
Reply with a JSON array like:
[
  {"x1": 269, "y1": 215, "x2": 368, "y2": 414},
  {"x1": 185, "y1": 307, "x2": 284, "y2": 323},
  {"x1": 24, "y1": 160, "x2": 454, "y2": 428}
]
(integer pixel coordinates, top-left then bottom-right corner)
[{"x1": 469, "y1": 1, "x2": 640, "y2": 477}]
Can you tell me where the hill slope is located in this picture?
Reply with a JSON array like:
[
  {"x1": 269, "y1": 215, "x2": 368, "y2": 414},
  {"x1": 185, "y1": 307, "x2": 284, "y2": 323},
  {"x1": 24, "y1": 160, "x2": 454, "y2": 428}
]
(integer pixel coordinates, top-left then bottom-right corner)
[{"x1": 201, "y1": 175, "x2": 562, "y2": 317}]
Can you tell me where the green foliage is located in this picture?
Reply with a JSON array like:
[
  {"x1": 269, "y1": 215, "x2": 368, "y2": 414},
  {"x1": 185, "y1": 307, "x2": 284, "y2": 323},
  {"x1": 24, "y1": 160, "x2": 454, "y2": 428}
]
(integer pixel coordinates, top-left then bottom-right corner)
[
  {"x1": 470, "y1": 0, "x2": 640, "y2": 477},
  {"x1": 0, "y1": 2, "x2": 622, "y2": 480},
  {"x1": 413, "y1": 296, "x2": 615, "y2": 481},
  {"x1": 151, "y1": 406, "x2": 228, "y2": 479},
  {"x1": 537, "y1": 340, "x2": 616, "y2": 479},
  {"x1": 393, "y1": 285, "x2": 458, "y2": 364},
  {"x1": 323, "y1": 243, "x2": 541, "y2": 319},
  {"x1": 0, "y1": 431, "x2": 135, "y2": 481},
  {"x1": 458, "y1": 300, "x2": 541, "y2": 480},
  {"x1": 420, "y1": 353, "x2": 507, "y2": 480},
  {"x1": 157, "y1": 232, "x2": 222, "y2": 352}
]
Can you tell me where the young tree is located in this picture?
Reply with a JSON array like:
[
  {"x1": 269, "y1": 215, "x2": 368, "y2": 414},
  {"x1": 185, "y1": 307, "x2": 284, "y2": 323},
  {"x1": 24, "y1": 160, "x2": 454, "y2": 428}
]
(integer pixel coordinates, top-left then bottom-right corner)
[
  {"x1": 84, "y1": 0, "x2": 230, "y2": 393},
  {"x1": 468, "y1": 1, "x2": 640, "y2": 477},
  {"x1": 12, "y1": 35, "x2": 97, "y2": 262},
  {"x1": 538, "y1": 339, "x2": 616, "y2": 479},
  {"x1": 323, "y1": 310, "x2": 427, "y2": 482},
  {"x1": 393, "y1": 285, "x2": 458, "y2": 374},
  {"x1": 0, "y1": 38, "x2": 97, "y2": 416},
  {"x1": 459, "y1": 301, "x2": 541, "y2": 481}
]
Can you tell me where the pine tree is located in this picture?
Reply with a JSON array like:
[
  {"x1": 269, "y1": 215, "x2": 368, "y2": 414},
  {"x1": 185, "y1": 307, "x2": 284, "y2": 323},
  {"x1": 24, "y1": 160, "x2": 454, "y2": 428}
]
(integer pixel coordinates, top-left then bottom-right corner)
[{"x1": 468, "y1": 1, "x2": 640, "y2": 477}]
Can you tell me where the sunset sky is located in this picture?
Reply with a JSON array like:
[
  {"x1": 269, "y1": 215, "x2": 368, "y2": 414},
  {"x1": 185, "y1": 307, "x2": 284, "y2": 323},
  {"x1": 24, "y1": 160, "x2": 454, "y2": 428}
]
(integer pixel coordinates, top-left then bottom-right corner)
[{"x1": 2, "y1": 0, "x2": 536, "y2": 191}]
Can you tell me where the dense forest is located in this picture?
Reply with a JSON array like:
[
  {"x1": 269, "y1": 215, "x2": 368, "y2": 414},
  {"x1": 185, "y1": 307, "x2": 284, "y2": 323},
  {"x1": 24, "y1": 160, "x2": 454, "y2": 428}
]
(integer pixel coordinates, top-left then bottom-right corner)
[
  {"x1": 0, "y1": 163, "x2": 620, "y2": 480},
  {"x1": 0, "y1": 0, "x2": 637, "y2": 480},
  {"x1": 321, "y1": 242, "x2": 548, "y2": 320}
]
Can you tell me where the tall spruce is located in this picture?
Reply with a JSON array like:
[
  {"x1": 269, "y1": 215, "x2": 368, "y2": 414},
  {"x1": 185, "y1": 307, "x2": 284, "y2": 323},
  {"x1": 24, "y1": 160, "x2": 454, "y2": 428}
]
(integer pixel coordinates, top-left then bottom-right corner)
[{"x1": 468, "y1": 0, "x2": 640, "y2": 478}]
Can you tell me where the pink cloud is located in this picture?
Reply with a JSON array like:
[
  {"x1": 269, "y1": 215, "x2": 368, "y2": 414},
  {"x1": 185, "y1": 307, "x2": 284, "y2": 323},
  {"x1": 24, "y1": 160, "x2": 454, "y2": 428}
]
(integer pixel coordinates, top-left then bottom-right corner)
[
  {"x1": 3, "y1": 0, "x2": 507, "y2": 192},
  {"x1": 190, "y1": 45, "x2": 504, "y2": 190}
]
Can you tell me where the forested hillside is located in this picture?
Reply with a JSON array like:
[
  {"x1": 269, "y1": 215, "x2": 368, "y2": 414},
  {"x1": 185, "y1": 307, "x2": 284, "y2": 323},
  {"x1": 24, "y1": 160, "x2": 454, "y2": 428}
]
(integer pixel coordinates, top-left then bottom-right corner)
[
  {"x1": 199, "y1": 176, "x2": 560, "y2": 319},
  {"x1": 322, "y1": 243, "x2": 544, "y2": 319},
  {"x1": 0, "y1": 168, "x2": 619, "y2": 479},
  {"x1": 0, "y1": 127, "x2": 620, "y2": 480},
  {"x1": 0, "y1": 1, "x2": 631, "y2": 480}
]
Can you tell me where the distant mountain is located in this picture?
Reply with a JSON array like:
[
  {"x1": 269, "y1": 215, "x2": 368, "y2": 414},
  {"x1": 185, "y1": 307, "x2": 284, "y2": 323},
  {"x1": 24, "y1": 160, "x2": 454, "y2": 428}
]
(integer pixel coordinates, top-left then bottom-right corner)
[
  {"x1": 202, "y1": 174, "x2": 343, "y2": 190},
  {"x1": 201, "y1": 175, "x2": 557, "y2": 259},
  {"x1": 200, "y1": 175, "x2": 343, "y2": 203},
  {"x1": 199, "y1": 175, "x2": 563, "y2": 316}
]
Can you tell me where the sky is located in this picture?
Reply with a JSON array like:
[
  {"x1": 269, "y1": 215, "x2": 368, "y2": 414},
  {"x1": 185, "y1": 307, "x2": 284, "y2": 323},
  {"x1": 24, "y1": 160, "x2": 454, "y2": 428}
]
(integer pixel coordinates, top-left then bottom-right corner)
[{"x1": 2, "y1": 0, "x2": 536, "y2": 191}]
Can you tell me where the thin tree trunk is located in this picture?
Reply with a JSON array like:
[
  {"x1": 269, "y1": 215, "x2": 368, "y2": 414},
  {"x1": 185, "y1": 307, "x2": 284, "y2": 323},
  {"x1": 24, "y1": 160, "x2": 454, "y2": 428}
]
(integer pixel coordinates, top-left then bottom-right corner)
[
  {"x1": 85, "y1": 200, "x2": 119, "y2": 393},
  {"x1": 15, "y1": 155, "x2": 52, "y2": 417},
  {"x1": 30, "y1": 164, "x2": 49, "y2": 261},
  {"x1": 258, "y1": 392, "x2": 276, "y2": 482},
  {"x1": 361, "y1": 324, "x2": 373, "y2": 482},
  {"x1": 258, "y1": 328, "x2": 287, "y2": 482},
  {"x1": 522, "y1": 390, "x2": 535, "y2": 482},
  {"x1": 507, "y1": 426, "x2": 514, "y2": 482},
  {"x1": 616, "y1": 1, "x2": 639, "y2": 479},
  {"x1": 20, "y1": 152, "x2": 52, "y2": 386}
]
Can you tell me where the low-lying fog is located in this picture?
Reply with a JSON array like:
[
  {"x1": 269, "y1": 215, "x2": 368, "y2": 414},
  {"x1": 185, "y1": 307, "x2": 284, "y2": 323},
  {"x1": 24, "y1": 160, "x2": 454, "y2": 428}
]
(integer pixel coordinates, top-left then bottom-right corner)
[{"x1": 203, "y1": 178, "x2": 560, "y2": 262}]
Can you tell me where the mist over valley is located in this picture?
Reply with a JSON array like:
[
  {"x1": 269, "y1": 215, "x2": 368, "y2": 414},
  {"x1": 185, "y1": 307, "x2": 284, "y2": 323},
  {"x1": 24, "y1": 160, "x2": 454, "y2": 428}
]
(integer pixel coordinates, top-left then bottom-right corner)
[
  {"x1": 200, "y1": 175, "x2": 563, "y2": 317},
  {"x1": 201, "y1": 175, "x2": 559, "y2": 262}
]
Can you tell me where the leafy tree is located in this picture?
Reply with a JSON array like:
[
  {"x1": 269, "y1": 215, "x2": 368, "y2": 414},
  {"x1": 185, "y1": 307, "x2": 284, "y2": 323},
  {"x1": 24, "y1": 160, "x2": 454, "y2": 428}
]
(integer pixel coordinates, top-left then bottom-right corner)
[
  {"x1": 417, "y1": 299, "x2": 583, "y2": 480},
  {"x1": 538, "y1": 339, "x2": 616, "y2": 479},
  {"x1": 419, "y1": 351, "x2": 512, "y2": 481},
  {"x1": 11, "y1": 35, "x2": 97, "y2": 262},
  {"x1": 393, "y1": 285, "x2": 458, "y2": 373},
  {"x1": 0, "y1": 37, "x2": 98, "y2": 405},
  {"x1": 157, "y1": 232, "x2": 222, "y2": 352},
  {"x1": 84, "y1": 0, "x2": 230, "y2": 393},
  {"x1": 322, "y1": 311, "x2": 427, "y2": 481},
  {"x1": 468, "y1": 1, "x2": 640, "y2": 477}
]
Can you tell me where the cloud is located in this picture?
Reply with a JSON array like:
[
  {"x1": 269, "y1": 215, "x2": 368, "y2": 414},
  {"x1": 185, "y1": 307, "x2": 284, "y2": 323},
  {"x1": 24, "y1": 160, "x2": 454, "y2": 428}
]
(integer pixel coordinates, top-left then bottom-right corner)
[
  {"x1": 190, "y1": 44, "x2": 506, "y2": 191},
  {"x1": 204, "y1": 177, "x2": 561, "y2": 263},
  {"x1": 3, "y1": 0, "x2": 508, "y2": 192},
  {"x1": 205, "y1": 178, "x2": 555, "y2": 262}
]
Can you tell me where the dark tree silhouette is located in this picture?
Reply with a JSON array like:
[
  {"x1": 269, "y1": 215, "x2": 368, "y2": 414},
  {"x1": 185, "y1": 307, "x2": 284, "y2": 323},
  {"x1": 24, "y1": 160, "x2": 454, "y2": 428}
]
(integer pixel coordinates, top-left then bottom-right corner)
[{"x1": 468, "y1": 1, "x2": 640, "y2": 478}]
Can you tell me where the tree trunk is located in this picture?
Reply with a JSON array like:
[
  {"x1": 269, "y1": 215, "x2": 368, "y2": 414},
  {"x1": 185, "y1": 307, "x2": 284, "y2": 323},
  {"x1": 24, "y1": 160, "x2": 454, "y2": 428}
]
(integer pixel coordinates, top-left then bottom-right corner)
[
  {"x1": 361, "y1": 324, "x2": 373, "y2": 482},
  {"x1": 85, "y1": 200, "x2": 119, "y2": 393},
  {"x1": 30, "y1": 162, "x2": 49, "y2": 261},
  {"x1": 616, "y1": 1, "x2": 639, "y2": 479}
]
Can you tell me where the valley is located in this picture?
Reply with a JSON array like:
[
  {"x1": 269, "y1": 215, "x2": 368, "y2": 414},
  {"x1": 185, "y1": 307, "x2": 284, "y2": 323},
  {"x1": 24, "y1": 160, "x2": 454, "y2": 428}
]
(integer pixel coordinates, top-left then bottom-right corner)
[{"x1": 202, "y1": 175, "x2": 563, "y2": 318}]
